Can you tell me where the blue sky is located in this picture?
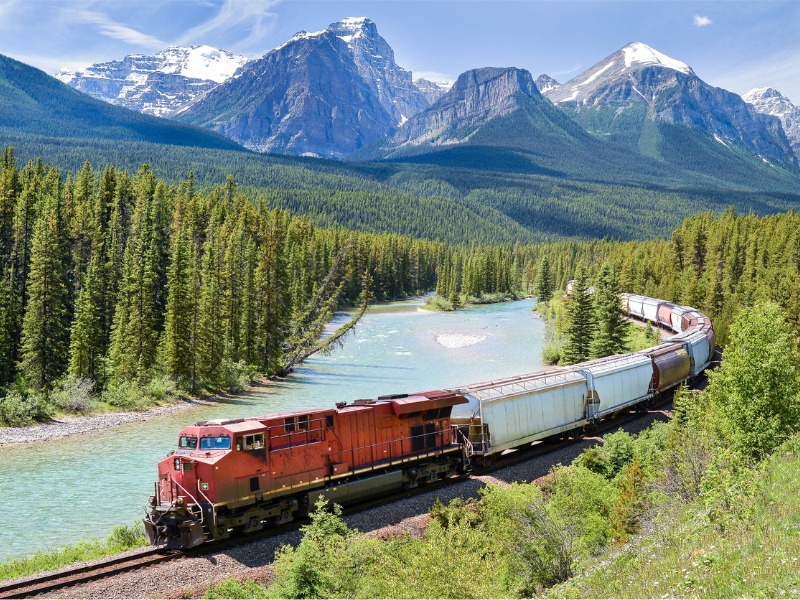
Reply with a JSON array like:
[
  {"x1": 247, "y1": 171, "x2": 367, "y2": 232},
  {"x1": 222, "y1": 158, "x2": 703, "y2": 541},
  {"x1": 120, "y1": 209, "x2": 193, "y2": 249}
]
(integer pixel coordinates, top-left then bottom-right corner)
[{"x1": 2, "y1": 0, "x2": 799, "y2": 101}]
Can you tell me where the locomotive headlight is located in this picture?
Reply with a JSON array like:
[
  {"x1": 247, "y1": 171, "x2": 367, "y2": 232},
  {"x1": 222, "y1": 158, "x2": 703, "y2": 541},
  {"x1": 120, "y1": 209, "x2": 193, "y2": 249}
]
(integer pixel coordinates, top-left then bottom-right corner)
[
  {"x1": 177, "y1": 496, "x2": 185, "y2": 507},
  {"x1": 149, "y1": 495, "x2": 157, "y2": 507},
  {"x1": 174, "y1": 458, "x2": 181, "y2": 471}
]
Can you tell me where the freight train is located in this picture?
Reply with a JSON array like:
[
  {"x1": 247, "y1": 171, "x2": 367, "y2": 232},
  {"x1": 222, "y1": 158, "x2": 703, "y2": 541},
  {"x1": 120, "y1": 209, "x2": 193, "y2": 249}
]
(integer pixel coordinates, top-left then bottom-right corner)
[{"x1": 144, "y1": 294, "x2": 715, "y2": 549}]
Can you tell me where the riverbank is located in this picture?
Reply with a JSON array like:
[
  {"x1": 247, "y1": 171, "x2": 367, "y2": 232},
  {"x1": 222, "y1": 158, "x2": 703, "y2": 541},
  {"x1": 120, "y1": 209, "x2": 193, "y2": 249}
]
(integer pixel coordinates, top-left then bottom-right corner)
[{"x1": 0, "y1": 384, "x2": 267, "y2": 447}]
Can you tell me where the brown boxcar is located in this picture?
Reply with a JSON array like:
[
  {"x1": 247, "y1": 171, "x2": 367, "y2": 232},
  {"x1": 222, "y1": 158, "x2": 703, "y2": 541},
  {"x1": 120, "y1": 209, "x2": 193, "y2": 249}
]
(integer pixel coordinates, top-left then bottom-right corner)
[{"x1": 641, "y1": 343, "x2": 691, "y2": 392}]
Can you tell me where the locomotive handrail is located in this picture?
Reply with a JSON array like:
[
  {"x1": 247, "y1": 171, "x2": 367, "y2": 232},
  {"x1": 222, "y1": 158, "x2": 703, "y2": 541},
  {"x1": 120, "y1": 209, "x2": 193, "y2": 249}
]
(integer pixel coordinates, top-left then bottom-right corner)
[
  {"x1": 196, "y1": 482, "x2": 216, "y2": 530},
  {"x1": 173, "y1": 479, "x2": 205, "y2": 526}
]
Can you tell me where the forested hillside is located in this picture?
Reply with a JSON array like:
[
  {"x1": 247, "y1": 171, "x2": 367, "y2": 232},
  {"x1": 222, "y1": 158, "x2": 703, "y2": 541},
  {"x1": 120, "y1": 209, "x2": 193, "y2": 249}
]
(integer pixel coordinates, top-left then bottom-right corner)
[
  {"x1": 0, "y1": 150, "x2": 455, "y2": 424},
  {"x1": 3, "y1": 144, "x2": 800, "y2": 426}
]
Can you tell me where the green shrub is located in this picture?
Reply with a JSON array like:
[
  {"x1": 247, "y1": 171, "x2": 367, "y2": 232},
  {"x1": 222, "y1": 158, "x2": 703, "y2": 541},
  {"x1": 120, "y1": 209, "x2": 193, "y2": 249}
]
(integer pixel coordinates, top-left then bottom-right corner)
[
  {"x1": 204, "y1": 579, "x2": 268, "y2": 599},
  {"x1": 422, "y1": 295, "x2": 454, "y2": 311},
  {"x1": 543, "y1": 465, "x2": 615, "y2": 556},
  {"x1": 49, "y1": 376, "x2": 96, "y2": 413},
  {"x1": 267, "y1": 499, "x2": 359, "y2": 599},
  {"x1": 215, "y1": 360, "x2": 256, "y2": 392},
  {"x1": 101, "y1": 380, "x2": 147, "y2": 410},
  {"x1": 143, "y1": 375, "x2": 179, "y2": 403},
  {"x1": 106, "y1": 523, "x2": 146, "y2": 549},
  {"x1": 705, "y1": 303, "x2": 800, "y2": 462},
  {"x1": 573, "y1": 430, "x2": 635, "y2": 480},
  {"x1": 0, "y1": 389, "x2": 52, "y2": 426}
]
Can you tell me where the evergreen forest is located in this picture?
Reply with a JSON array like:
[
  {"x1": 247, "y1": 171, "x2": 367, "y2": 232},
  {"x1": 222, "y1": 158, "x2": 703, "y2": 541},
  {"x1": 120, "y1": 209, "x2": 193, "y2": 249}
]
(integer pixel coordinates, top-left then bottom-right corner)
[{"x1": 3, "y1": 145, "x2": 800, "y2": 426}]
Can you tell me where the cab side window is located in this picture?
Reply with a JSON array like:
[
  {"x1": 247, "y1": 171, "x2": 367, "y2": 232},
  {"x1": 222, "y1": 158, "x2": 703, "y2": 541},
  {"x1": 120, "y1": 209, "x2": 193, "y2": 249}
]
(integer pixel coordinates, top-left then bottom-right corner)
[{"x1": 240, "y1": 433, "x2": 265, "y2": 451}]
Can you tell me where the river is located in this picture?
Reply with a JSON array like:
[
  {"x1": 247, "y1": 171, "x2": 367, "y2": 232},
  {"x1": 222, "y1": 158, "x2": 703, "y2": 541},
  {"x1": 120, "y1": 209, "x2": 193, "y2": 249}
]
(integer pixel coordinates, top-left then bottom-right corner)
[{"x1": 0, "y1": 297, "x2": 544, "y2": 561}]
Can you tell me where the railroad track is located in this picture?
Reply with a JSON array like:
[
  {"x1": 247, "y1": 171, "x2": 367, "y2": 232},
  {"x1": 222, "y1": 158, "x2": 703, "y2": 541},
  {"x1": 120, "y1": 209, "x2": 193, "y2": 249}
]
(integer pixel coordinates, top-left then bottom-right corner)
[
  {"x1": 0, "y1": 384, "x2": 693, "y2": 598},
  {"x1": 0, "y1": 548, "x2": 181, "y2": 599}
]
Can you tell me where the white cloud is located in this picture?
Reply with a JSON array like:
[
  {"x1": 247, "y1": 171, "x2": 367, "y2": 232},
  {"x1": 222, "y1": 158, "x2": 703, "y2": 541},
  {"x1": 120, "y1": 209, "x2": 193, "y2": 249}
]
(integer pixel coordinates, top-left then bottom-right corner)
[
  {"x1": 63, "y1": 9, "x2": 166, "y2": 49},
  {"x1": 177, "y1": 0, "x2": 281, "y2": 51},
  {"x1": 694, "y1": 15, "x2": 713, "y2": 27}
]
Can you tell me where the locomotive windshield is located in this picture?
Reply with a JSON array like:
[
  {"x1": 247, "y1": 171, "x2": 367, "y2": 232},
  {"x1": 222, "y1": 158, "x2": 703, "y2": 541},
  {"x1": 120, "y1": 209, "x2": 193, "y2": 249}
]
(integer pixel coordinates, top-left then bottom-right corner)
[
  {"x1": 200, "y1": 435, "x2": 232, "y2": 450},
  {"x1": 179, "y1": 435, "x2": 198, "y2": 449}
]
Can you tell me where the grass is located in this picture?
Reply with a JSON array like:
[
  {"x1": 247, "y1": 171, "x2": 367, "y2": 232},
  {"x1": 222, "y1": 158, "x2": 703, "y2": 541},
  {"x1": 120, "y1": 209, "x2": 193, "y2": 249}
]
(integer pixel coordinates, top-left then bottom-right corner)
[
  {"x1": 552, "y1": 436, "x2": 800, "y2": 598},
  {"x1": 0, "y1": 523, "x2": 147, "y2": 582}
]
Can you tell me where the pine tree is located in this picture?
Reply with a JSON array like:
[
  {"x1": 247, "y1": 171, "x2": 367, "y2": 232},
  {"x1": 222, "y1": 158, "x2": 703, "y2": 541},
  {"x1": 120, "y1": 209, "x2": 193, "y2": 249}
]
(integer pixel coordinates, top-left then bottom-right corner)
[
  {"x1": 20, "y1": 172, "x2": 70, "y2": 391},
  {"x1": 158, "y1": 201, "x2": 197, "y2": 387},
  {"x1": 563, "y1": 267, "x2": 596, "y2": 365},
  {"x1": 590, "y1": 265, "x2": 629, "y2": 359},
  {"x1": 68, "y1": 253, "x2": 104, "y2": 382},
  {"x1": 534, "y1": 255, "x2": 553, "y2": 303},
  {"x1": 197, "y1": 224, "x2": 224, "y2": 384},
  {"x1": 109, "y1": 172, "x2": 161, "y2": 383}
]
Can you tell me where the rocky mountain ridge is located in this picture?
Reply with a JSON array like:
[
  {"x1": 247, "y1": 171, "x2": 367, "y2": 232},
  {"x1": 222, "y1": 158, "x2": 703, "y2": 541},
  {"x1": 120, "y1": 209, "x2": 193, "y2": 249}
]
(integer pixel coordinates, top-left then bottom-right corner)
[
  {"x1": 56, "y1": 45, "x2": 248, "y2": 117},
  {"x1": 176, "y1": 17, "x2": 430, "y2": 158},
  {"x1": 744, "y1": 87, "x2": 800, "y2": 157},
  {"x1": 545, "y1": 42, "x2": 796, "y2": 169},
  {"x1": 390, "y1": 67, "x2": 540, "y2": 148},
  {"x1": 50, "y1": 27, "x2": 799, "y2": 174}
]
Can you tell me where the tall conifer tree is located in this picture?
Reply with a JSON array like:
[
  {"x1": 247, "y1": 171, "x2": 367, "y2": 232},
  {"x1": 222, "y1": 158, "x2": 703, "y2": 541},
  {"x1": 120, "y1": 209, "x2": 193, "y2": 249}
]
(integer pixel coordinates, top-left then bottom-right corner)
[
  {"x1": 563, "y1": 267, "x2": 596, "y2": 365},
  {"x1": 590, "y1": 264, "x2": 629, "y2": 359},
  {"x1": 20, "y1": 171, "x2": 70, "y2": 390}
]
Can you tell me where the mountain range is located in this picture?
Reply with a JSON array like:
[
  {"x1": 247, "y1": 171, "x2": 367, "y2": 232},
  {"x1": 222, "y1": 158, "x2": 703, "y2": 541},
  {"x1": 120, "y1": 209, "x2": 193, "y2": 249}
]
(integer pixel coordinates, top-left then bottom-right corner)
[
  {"x1": 1, "y1": 16, "x2": 799, "y2": 245},
  {"x1": 55, "y1": 45, "x2": 249, "y2": 117},
  {"x1": 54, "y1": 19, "x2": 798, "y2": 178}
]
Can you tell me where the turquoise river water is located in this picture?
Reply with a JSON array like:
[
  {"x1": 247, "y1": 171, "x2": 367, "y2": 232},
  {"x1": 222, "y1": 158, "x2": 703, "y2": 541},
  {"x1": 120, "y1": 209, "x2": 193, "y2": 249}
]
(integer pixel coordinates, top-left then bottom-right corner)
[{"x1": 0, "y1": 297, "x2": 544, "y2": 561}]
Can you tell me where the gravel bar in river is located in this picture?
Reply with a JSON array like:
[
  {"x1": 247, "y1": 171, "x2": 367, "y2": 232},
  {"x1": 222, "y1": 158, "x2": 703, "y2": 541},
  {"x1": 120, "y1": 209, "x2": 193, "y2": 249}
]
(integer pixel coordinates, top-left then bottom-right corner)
[{"x1": 44, "y1": 406, "x2": 672, "y2": 599}]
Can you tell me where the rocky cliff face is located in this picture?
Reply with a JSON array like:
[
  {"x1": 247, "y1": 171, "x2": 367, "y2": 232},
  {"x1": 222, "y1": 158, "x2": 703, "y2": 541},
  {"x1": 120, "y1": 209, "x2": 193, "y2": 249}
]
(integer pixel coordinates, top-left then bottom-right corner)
[
  {"x1": 413, "y1": 78, "x2": 452, "y2": 105},
  {"x1": 391, "y1": 67, "x2": 540, "y2": 147},
  {"x1": 744, "y1": 87, "x2": 800, "y2": 158},
  {"x1": 327, "y1": 17, "x2": 427, "y2": 122},
  {"x1": 546, "y1": 42, "x2": 797, "y2": 169},
  {"x1": 55, "y1": 46, "x2": 248, "y2": 117},
  {"x1": 177, "y1": 18, "x2": 428, "y2": 158}
]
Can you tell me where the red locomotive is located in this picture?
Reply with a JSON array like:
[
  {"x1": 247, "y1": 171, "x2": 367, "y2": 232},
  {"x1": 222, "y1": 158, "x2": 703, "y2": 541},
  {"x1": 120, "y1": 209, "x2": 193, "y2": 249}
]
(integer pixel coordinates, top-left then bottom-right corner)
[{"x1": 144, "y1": 391, "x2": 469, "y2": 548}]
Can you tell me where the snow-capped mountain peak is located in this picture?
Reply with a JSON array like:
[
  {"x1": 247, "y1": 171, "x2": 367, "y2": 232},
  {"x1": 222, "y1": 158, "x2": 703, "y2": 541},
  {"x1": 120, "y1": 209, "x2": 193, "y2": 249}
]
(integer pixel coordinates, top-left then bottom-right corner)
[
  {"x1": 274, "y1": 29, "x2": 326, "y2": 51},
  {"x1": 328, "y1": 16, "x2": 379, "y2": 47},
  {"x1": 535, "y1": 74, "x2": 560, "y2": 94},
  {"x1": 744, "y1": 87, "x2": 800, "y2": 156},
  {"x1": 621, "y1": 42, "x2": 693, "y2": 75},
  {"x1": 56, "y1": 45, "x2": 248, "y2": 117}
]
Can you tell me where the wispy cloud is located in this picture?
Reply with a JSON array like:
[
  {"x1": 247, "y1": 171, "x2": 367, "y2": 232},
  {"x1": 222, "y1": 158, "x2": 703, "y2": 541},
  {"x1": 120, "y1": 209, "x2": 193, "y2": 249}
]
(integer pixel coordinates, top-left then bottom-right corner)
[
  {"x1": 0, "y1": 0, "x2": 23, "y2": 30},
  {"x1": 63, "y1": 9, "x2": 166, "y2": 49},
  {"x1": 716, "y1": 48, "x2": 800, "y2": 103},
  {"x1": 694, "y1": 15, "x2": 713, "y2": 27},
  {"x1": 177, "y1": 0, "x2": 281, "y2": 51}
]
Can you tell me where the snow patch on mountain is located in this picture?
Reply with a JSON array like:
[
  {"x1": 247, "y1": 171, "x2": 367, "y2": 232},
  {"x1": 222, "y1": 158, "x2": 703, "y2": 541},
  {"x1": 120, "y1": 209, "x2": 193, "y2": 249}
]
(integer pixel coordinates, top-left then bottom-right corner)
[
  {"x1": 168, "y1": 45, "x2": 248, "y2": 82},
  {"x1": 622, "y1": 42, "x2": 693, "y2": 75},
  {"x1": 413, "y1": 78, "x2": 452, "y2": 104},
  {"x1": 578, "y1": 61, "x2": 615, "y2": 87},
  {"x1": 535, "y1": 74, "x2": 560, "y2": 94}
]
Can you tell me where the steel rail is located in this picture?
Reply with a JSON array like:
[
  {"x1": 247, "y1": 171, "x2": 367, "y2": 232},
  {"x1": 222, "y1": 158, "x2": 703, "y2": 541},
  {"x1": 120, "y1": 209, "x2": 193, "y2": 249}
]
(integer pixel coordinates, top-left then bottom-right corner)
[{"x1": 0, "y1": 548, "x2": 181, "y2": 599}]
